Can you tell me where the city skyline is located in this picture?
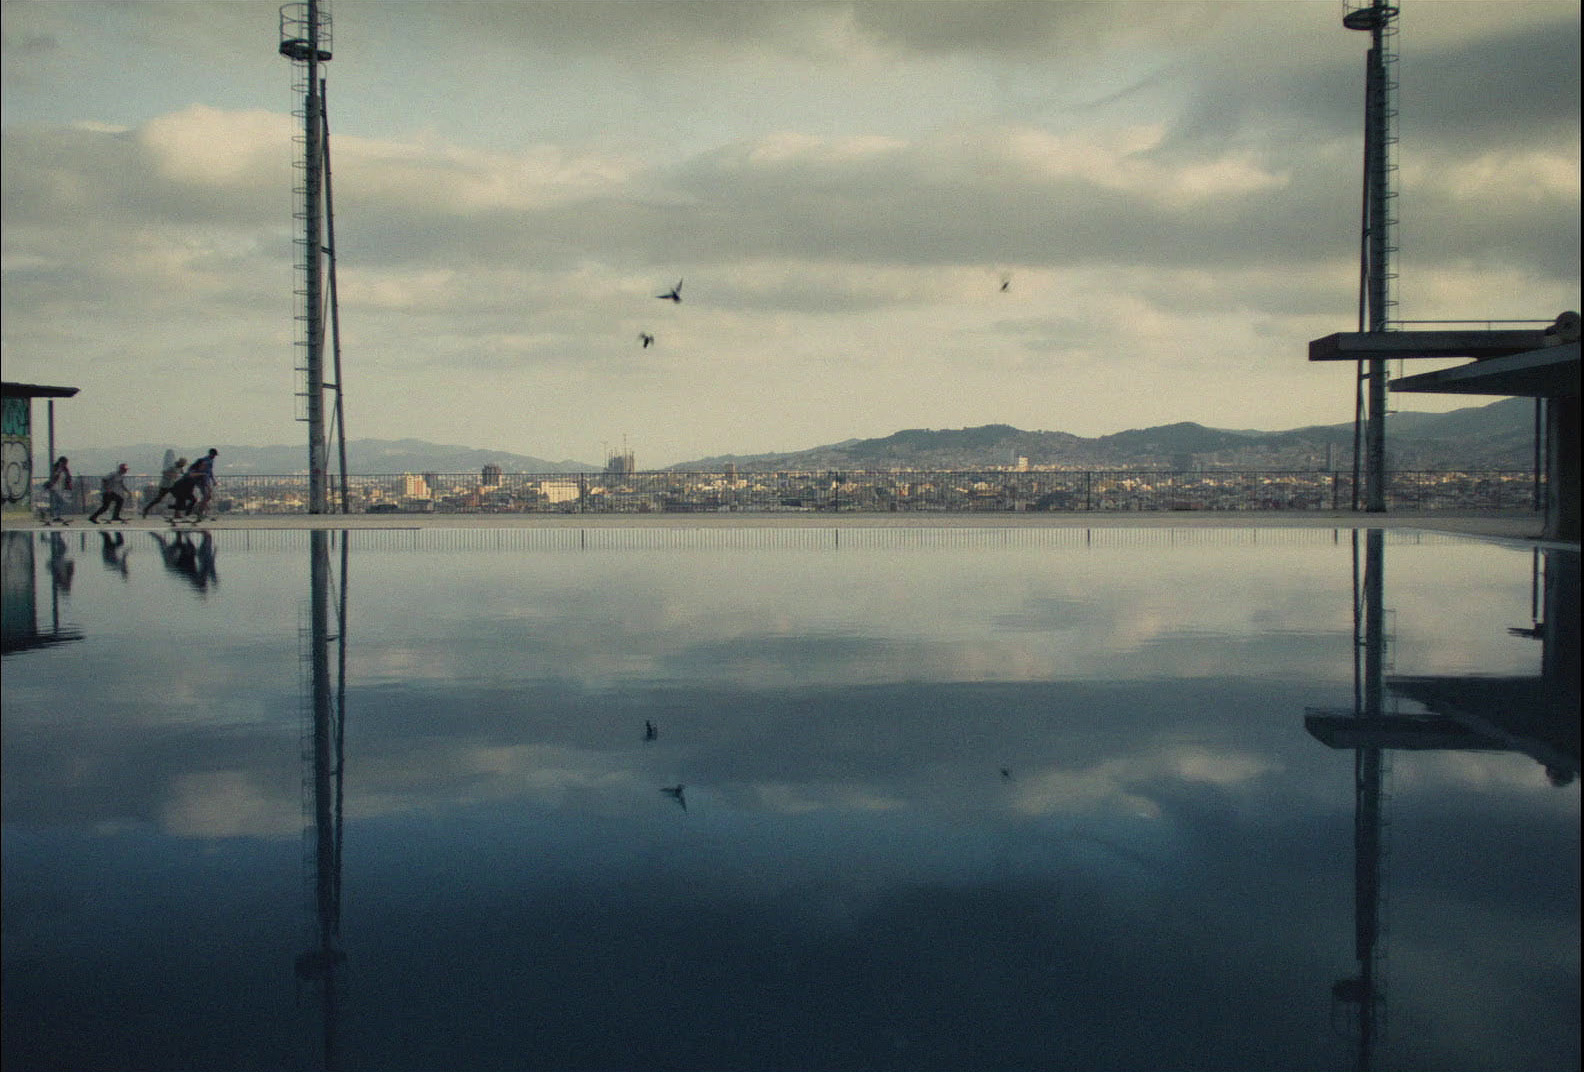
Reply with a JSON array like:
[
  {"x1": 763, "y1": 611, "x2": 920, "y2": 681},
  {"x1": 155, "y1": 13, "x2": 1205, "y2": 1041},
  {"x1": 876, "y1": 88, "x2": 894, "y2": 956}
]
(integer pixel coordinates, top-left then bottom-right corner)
[{"x1": 3, "y1": 1, "x2": 1579, "y2": 468}]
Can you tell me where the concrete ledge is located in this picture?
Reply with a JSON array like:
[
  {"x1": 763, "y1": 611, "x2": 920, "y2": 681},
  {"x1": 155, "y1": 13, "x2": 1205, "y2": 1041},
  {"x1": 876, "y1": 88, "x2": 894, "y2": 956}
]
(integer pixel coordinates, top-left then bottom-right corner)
[{"x1": 2, "y1": 511, "x2": 1556, "y2": 542}]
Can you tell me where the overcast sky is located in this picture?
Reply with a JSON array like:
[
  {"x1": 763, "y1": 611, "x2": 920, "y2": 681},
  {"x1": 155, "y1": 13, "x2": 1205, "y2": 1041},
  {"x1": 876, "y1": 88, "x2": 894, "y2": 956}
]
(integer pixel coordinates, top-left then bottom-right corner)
[{"x1": 3, "y1": 1, "x2": 1578, "y2": 467}]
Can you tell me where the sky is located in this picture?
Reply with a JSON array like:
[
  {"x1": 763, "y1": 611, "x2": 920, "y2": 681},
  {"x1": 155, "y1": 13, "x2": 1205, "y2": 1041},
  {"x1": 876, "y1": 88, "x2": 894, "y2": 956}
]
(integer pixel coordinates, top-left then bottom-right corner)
[{"x1": 2, "y1": 1, "x2": 1579, "y2": 468}]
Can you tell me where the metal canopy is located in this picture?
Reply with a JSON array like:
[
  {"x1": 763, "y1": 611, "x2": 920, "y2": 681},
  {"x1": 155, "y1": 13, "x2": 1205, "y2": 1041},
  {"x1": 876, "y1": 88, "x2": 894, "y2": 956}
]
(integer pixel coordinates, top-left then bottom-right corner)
[
  {"x1": 1, "y1": 382, "x2": 80, "y2": 399},
  {"x1": 1390, "y1": 341, "x2": 1580, "y2": 398},
  {"x1": 1308, "y1": 329, "x2": 1551, "y2": 362}
]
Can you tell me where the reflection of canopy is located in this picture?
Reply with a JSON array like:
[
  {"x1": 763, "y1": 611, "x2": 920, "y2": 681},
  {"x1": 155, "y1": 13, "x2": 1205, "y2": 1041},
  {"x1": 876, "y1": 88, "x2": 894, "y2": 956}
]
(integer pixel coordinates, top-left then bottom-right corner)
[
  {"x1": 1393, "y1": 675, "x2": 1577, "y2": 775},
  {"x1": 0, "y1": 629, "x2": 83, "y2": 656},
  {"x1": 1307, "y1": 676, "x2": 1579, "y2": 780}
]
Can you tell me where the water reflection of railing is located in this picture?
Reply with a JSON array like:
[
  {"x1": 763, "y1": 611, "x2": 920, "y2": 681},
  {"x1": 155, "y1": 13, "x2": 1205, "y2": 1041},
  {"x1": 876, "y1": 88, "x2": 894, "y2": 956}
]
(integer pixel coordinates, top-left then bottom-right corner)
[
  {"x1": 39, "y1": 526, "x2": 1496, "y2": 557},
  {"x1": 33, "y1": 469, "x2": 1545, "y2": 517}
]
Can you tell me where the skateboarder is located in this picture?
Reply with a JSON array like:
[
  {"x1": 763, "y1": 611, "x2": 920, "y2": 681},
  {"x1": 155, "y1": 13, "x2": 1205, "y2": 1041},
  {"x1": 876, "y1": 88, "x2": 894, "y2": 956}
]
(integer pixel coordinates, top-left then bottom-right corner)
[
  {"x1": 89, "y1": 463, "x2": 131, "y2": 523},
  {"x1": 142, "y1": 455, "x2": 187, "y2": 517},
  {"x1": 43, "y1": 456, "x2": 73, "y2": 524},
  {"x1": 187, "y1": 449, "x2": 219, "y2": 520}
]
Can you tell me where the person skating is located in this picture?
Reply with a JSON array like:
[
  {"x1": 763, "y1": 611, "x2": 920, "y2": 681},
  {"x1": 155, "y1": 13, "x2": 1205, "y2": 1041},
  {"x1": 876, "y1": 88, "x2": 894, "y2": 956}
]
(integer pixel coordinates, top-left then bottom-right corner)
[
  {"x1": 42, "y1": 456, "x2": 73, "y2": 524},
  {"x1": 88, "y1": 463, "x2": 131, "y2": 523},
  {"x1": 186, "y1": 449, "x2": 219, "y2": 521},
  {"x1": 142, "y1": 455, "x2": 187, "y2": 517}
]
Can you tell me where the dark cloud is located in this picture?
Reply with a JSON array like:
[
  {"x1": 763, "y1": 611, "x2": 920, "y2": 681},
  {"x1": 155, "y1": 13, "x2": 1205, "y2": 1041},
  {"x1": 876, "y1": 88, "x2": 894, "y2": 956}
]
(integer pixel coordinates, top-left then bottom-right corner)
[{"x1": 1402, "y1": 15, "x2": 1582, "y2": 146}]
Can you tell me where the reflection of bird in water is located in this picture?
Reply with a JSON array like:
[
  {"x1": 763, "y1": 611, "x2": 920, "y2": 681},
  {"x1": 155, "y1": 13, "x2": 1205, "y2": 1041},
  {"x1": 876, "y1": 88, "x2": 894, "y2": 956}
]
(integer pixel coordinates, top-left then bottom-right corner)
[
  {"x1": 638, "y1": 332, "x2": 655, "y2": 348},
  {"x1": 656, "y1": 279, "x2": 683, "y2": 303},
  {"x1": 644, "y1": 720, "x2": 658, "y2": 741},
  {"x1": 661, "y1": 784, "x2": 686, "y2": 811}
]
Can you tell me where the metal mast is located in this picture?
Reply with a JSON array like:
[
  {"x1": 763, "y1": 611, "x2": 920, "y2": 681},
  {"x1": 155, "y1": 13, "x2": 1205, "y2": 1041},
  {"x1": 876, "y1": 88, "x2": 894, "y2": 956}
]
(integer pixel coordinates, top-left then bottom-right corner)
[
  {"x1": 1345, "y1": 0, "x2": 1400, "y2": 512},
  {"x1": 281, "y1": 1, "x2": 334, "y2": 513}
]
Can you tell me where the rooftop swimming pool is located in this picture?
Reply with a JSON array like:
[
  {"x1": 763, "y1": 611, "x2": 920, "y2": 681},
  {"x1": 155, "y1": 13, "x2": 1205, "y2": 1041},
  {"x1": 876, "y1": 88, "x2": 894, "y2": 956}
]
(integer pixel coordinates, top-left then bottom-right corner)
[{"x1": 2, "y1": 526, "x2": 1577, "y2": 1071}]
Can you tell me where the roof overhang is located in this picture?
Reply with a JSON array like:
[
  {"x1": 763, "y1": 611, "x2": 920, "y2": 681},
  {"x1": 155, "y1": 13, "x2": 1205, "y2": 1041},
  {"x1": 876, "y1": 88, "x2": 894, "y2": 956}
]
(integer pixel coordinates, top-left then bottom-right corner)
[
  {"x1": 1, "y1": 381, "x2": 80, "y2": 399},
  {"x1": 1390, "y1": 341, "x2": 1580, "y2": 398},
  {"x1": 1308, "y1": 329, "x2": 1555, "y2": 362}
]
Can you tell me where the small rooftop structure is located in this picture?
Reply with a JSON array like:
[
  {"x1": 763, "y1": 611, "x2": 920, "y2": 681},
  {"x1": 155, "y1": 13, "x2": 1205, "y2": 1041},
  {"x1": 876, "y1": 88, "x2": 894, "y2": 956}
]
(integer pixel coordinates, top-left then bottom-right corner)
[
  {"x1": 1308, "y1": 314, "x2": 1581, "y2": 540},
  {"x1": 3, "y1": 381, "x2": 81, "y2": 512}
]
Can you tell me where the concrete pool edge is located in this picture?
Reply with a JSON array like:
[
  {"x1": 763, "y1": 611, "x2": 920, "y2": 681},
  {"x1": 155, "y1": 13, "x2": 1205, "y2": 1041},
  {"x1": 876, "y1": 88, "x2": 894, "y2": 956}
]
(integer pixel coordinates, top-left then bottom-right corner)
[{"x1": 1, "y1": 510, "x2": 1561, "y2": 543}]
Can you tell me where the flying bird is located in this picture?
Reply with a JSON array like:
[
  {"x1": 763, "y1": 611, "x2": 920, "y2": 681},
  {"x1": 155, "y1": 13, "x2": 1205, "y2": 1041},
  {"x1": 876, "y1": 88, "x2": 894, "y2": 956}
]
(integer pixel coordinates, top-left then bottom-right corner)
[
  {"x1": 999, "y1": 276, "x2": 1011, "y2": 293},
  {"x1": 657, "y1": 279, "x2": 683, "y2": 303},
  {"x1": 639, "y1": 332, "x2": 655, "y2": 348},
  {"x1": 644, "y1": 720, "x2": 658, "y2": 741},
  {"x1": 661, "y1": 784, "x2": 687, "y2": 811}
]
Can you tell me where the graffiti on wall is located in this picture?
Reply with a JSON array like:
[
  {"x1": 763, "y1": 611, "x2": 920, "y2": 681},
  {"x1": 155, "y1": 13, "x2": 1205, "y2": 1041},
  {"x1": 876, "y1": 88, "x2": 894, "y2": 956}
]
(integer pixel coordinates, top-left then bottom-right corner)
[{"x1": 2, "y1": 396, "x2": 33, "y2": 504}]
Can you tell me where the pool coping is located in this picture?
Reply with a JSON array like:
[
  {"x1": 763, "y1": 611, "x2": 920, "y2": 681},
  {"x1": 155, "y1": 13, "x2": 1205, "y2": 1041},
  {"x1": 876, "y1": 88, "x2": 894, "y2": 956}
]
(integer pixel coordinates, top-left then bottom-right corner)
[{"x1": 2, "y1": 510, "x2": 1563, "y2": 544}]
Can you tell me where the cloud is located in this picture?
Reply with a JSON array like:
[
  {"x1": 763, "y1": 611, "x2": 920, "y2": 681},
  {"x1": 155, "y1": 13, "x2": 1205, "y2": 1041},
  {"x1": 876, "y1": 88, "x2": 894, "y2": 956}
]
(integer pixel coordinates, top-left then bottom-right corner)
[{"x1": 1, "y1": 2, "x2": 1576, "y2": 461}]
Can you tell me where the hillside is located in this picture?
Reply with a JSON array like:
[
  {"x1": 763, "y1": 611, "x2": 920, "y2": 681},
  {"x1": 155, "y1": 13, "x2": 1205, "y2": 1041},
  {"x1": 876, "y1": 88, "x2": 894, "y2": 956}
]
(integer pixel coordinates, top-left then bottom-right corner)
[
  {"x1": 46, "y1": 398, "x2": 1538, "y2": 477},
  {"x1": 670, "y1": 398, "x2": 1538, "y2": 471}
]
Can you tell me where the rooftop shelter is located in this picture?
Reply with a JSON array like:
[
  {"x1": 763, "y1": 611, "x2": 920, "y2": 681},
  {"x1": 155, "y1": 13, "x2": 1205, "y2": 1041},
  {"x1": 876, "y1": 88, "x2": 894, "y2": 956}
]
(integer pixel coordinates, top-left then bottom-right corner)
[
  {"x1": 1, "y1": 381, "x2": 80, "y2": 517},
  {"x1": 1309, "y1": 313, "x2": 1581, "y2": 540}
]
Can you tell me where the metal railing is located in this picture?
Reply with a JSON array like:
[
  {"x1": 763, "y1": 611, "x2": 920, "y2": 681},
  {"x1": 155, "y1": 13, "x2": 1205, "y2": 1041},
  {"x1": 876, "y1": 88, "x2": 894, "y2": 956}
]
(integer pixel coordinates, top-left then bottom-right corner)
[{"x1": 29, "y1": 469, "x2": 1544, "y2": 517}]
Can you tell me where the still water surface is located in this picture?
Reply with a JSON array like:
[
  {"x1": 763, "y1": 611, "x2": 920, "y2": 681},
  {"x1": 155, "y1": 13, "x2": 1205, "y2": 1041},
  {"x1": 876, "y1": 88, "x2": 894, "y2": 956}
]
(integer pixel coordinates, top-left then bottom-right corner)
[{"x1": 2, "y1": 526, "x2": 1577, "y2": 1071}]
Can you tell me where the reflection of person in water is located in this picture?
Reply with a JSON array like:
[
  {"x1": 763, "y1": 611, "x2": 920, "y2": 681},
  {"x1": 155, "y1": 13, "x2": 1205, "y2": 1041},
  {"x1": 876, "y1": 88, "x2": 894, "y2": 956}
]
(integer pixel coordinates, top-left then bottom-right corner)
[
  {"x1": 149, "y1": 530, "x2": 218, "y2": 594},
  {"x1": 99, "y1": 531, "x2": 130, "y2": 578},
  {"x1": 45, "y1": 531, "x2": 74, "y2": 593}
]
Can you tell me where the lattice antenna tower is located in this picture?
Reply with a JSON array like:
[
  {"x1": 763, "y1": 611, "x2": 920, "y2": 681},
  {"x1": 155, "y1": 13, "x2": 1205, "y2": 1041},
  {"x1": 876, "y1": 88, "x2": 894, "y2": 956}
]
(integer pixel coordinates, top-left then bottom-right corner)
[
  {"x1": 281, "y1": 1, "x2": 347, "y2": 513},
  {"x1": 1344, "y1": 0, "x2": 1401, "y2": 513}
]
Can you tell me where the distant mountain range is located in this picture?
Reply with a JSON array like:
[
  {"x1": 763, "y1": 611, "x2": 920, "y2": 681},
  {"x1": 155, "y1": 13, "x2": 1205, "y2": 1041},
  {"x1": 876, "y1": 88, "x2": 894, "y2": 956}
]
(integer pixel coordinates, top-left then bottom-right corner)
[
  {"x1": 49, "y1": 398, "x2": 1538, "y2": 477},
  {"x1": 670, "y1": 397, "x2": 1540, "y2": 472}
]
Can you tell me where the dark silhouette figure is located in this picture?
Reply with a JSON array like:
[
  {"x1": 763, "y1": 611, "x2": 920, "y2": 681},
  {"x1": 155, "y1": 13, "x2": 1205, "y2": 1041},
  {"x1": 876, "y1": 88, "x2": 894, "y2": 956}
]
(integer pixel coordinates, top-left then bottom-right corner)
[
  {"x1": 661, "y1": 785, "x2": 687, "y2": 811},
  {"x1": 1000, "y1": 277, "x2": 1011, "y2": 292},
  {"x1": 167, "y1": 474, "x2": 200, "y2": 519},
  {"x1": 657, "y1": 279, "x2": 683, "y2": 303},
  {"x1": 644, "y1": 720, "x2": 658, "y2": 741},
  {"x1": 639, "y1": 332, "x2": 655, "y2": 348}
]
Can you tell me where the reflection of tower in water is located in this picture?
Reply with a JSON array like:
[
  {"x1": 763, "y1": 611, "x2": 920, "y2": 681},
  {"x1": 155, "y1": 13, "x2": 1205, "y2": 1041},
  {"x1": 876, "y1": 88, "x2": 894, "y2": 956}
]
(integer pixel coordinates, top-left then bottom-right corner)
[
  {"x1": 295, "y1": 529, "x2": 349, "y2": 1070},
  {"x1": 1339, "y1": 529, "x2": 1389, "y2": 1072},
  {"x1": 1304, "y1": 529, "x2": 1392, "y2": 1071},
  {"x1": 1307, "y1": 534, "x2": 1581, "y2": 1072}
]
